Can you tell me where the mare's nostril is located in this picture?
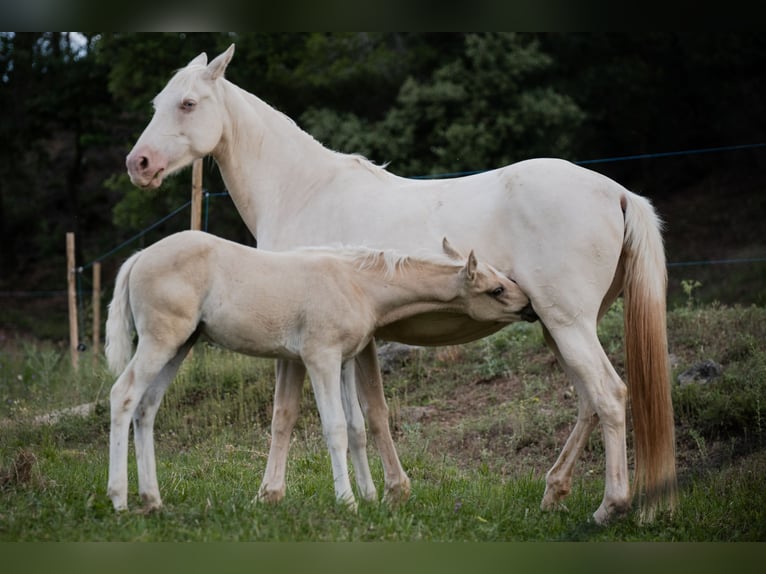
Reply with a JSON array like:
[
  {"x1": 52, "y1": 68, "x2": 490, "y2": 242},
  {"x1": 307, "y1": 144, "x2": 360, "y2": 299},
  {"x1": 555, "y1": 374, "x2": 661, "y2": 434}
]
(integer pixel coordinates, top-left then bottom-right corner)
[{"x1": 139, "y1": 156, "x2": 149, "y2": 170}]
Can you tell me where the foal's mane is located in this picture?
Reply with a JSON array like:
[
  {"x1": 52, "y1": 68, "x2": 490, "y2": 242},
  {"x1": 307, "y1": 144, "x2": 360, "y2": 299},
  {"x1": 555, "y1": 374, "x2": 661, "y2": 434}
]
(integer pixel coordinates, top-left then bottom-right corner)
[{"x1": 297, "y1": 245, "x2": 458, "y2": 281}]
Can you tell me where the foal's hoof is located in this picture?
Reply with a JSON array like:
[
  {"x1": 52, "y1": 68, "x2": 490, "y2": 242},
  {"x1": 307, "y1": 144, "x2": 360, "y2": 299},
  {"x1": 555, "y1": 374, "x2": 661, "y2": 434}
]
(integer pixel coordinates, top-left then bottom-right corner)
[
  {"x1": 140, "y1": 493, "x2": 162, "y2": 513},
  {"x1": 136, "y1": 503, "x2": 162, "y2": 516},
  {"x1": 540, "y1": 483, "x2": 570, "y2": 511},
  {"x1": 540, "y1": 500, "x2": 569, "y2": 513}
]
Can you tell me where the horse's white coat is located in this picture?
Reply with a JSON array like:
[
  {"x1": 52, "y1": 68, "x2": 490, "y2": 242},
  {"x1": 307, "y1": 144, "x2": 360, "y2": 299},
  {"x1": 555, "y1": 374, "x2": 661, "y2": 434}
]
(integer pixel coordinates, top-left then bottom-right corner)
[
  {"x1": 125, "y1": 45, "x2": 677, "y2": 523},
  {"x1": 104, "y1": 230, "x2": 529, "y2": 511}
]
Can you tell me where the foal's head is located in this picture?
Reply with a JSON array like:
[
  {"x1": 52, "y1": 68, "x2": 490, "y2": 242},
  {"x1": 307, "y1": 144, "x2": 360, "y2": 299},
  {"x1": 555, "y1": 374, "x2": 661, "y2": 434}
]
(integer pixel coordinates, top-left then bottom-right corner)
[
  {"x1": 443, "y1": 238, "x2": 531, "y2": 323},
  {"x1": 126, "y1": 45, "x2": 236, "y2": 189}
]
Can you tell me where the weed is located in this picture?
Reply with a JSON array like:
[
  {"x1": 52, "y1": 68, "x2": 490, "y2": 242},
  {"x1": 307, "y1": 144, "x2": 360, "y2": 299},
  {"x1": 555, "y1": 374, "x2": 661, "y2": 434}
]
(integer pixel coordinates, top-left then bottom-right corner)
[
  {"x1": 688, "y1": 428, "x2": 708, "y2": 460},
  {"x1": 681, "y1": 279, "x2": 703, "y2": 309}
]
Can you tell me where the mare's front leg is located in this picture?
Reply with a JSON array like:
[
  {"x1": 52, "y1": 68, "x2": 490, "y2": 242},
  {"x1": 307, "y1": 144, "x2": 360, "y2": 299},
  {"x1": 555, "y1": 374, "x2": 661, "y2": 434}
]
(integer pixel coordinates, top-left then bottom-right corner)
[
  {"x1": 258, "y1": 358, "x2": 305, "y2": 503},
  {"x1": 341, "y1": 359, "x2": 377, "y2": 502},
  {"x1": 355, "y1": 341, "x2": 411, "y2": 504},
  {"x1": 304, "y1": 351, "x2": 356, "y2": 509}
]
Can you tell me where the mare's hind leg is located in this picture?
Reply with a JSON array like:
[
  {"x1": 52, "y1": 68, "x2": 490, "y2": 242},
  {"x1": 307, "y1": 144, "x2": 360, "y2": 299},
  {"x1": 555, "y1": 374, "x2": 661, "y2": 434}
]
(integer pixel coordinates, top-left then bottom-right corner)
[
  {"x1": 134, "y1": 338, "x2": 196, "y2": 511},
  {"x1": 355, "y1": 341, "x2": 411, "y2": 504},
  {"x1": 543, "y1": 322, "x2": 631, "y2": 524},
  {"x1": 258, "y1": 359, "x2": 306, "y2": 503},
  {"x1": 540, "y1": 325, "x2": 599, "y2": 511},
  {"x1": 108, "y1": 342, "x2": 177, "y2": 511},
  {"x1": 341, "y1": 359, "x2": 377, "y2": 502}
]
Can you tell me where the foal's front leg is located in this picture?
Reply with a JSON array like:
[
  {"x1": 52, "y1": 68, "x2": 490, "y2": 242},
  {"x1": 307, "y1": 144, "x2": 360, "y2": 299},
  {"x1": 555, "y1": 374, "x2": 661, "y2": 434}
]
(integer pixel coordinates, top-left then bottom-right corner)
[
  {"x1": 304, "y1": 351, "x2": 356, "y2": 509},
  {"x1": 341, "y1": 359, "x2": 377, "y2": 502}
]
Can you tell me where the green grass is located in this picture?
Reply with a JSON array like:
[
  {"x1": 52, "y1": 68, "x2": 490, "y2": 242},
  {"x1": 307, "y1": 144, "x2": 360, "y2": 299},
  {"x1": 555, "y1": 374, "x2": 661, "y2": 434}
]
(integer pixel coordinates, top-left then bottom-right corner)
[{"x1": 1, "y1": 304, "x2": 765, "y2": 541}]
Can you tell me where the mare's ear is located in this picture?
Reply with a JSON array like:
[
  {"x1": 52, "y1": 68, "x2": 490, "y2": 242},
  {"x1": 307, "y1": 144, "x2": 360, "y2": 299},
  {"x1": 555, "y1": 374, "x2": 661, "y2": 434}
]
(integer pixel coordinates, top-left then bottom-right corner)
[
  {"x1": 188, "y1": 52, "x2": 208, "y2": 67},
  {"x1": 204, "y1": 44, "x2": 235, "y2": 81},
  {"x1": 442, "y1": 237, "x2": 463, "y2": 260},
  {"x1": 461, "y1": 250, "x2": 478, "y2": 282}
]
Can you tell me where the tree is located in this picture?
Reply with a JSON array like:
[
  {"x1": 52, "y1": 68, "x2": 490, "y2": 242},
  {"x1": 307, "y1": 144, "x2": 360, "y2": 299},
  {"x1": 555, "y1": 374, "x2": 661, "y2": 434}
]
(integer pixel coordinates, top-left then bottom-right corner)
[
  {"x1": 0, "y1": 33, "x2": 117, "y2": 281},
  {"x1": 301, "y1": 33, "x2": 585, "y2": 176}
]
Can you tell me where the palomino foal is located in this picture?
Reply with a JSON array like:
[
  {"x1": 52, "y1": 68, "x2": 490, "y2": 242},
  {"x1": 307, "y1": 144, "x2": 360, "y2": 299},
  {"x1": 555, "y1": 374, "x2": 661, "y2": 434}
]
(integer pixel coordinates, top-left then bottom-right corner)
[{"x1": 105, "y1": 230, "x2": 530, "y2": 512}]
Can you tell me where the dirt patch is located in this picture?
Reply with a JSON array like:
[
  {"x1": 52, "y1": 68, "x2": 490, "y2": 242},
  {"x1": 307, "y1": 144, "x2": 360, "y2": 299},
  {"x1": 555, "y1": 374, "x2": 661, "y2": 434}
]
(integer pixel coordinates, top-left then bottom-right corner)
[{"x1": 395, "y1": 369, "x2": 596, "y2": 477}]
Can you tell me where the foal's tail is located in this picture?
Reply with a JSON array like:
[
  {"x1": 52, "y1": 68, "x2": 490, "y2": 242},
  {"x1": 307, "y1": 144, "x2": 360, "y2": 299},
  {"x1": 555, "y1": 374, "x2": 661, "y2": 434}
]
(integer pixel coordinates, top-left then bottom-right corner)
[
  {"x1": 104, "y1": 251, "x2": 142, "y2": 375},
  {"x1": 621, "y1": 192, "x2": 678, "y2": 521}
]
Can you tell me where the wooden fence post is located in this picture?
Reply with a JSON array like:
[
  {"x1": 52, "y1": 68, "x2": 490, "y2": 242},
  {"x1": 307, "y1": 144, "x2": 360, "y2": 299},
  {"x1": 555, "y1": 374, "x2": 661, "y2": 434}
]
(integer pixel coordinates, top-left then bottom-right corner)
[
  {"x1": 187, "y1": 159, "x2": 204, "y2": 361},
  {"x1": 191, "y1": 158, "x2": 203, "y2": 231},
  {"x1": 66, "y1": 232, "x2": 79, "y2": 370},
  {"x1": 92, "y1": 261, "x2": 101, "y2": 365}
]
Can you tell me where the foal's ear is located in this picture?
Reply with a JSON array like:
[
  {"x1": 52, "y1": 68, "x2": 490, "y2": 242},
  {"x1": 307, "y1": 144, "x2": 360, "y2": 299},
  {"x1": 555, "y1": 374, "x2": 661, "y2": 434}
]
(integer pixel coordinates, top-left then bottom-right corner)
[
  {"x1": 462, "y1": 250, "x2": 478, "y2": 282},
  {"x1": 442, "y1": 237, "x2": 463, "y2": 260},
  {"x1": 204, "y1": 44, "x2": 235, "y2": 81}
]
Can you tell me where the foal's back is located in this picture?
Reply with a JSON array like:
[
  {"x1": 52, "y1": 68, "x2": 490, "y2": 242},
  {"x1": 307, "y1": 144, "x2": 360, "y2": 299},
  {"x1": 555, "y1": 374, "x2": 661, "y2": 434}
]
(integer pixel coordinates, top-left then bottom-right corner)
[{"x1": 131, "y1": 231, "x2": 372, "y2": 359}]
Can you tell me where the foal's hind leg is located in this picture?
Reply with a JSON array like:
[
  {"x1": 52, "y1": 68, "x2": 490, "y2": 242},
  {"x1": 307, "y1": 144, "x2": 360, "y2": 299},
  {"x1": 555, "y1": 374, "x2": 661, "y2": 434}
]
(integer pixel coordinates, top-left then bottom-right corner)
[
  {"x1": 354, "y1": 342, "x2": 411, "y2": 505},
  {"x1": 341, "y1": 359, "x2": 377, "y2": 502},
  {"x1": 108, "y1": 342, "x2": 177, "y2": 511},
  {"x1": 133, "y1": 338, "x2": 196, "y2": 511}
]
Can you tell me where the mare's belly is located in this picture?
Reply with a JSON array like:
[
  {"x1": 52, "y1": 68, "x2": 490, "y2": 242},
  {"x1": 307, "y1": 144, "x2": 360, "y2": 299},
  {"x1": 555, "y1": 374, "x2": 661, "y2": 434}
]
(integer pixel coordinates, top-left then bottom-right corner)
[{"x1": 375, "y1": 312, "x2": 509, "y2": 346}]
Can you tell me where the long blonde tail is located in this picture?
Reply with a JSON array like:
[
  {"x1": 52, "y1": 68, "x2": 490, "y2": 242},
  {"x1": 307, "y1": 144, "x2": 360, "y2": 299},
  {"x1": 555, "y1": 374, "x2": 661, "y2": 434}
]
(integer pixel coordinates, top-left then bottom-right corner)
[
  {"x1": 622, "y1": 192, "x2": 678, "y2": 521},
  {"x1": 104, "y1": 251, "x2": 141, "y2": 375}
]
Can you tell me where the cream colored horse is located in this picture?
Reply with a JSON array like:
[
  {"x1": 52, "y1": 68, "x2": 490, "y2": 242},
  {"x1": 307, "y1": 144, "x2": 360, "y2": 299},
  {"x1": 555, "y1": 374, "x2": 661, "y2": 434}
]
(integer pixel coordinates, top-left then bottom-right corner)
[
  {"x1": 104, "y1": 230, "x2": 529, "y2": 512},
  {"x1": 125, "y1": 44, "x2": 677, "y2": 523}
]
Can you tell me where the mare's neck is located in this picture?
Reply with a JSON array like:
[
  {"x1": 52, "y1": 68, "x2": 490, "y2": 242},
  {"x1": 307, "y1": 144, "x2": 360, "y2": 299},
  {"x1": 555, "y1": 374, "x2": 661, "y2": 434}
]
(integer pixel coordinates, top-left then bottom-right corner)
[{"x1": 212, "y1": 80, "x2": 332, "y2": 235}]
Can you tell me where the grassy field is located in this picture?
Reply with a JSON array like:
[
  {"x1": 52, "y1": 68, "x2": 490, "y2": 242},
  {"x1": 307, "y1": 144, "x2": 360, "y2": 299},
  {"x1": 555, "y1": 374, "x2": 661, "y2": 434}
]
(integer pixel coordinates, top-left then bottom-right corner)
[{"x1": 1, "y1": 302, "x2": 765, "y2": 542}]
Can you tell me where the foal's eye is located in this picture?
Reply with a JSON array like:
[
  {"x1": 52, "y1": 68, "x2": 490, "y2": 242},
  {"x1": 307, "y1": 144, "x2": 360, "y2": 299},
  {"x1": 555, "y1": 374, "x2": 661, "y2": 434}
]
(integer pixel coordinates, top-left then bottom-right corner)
[
  {"x1": 490, "y1": 286, "x2": 505, "y2": 297},
  {"x1": 180, "y1": 99, "x2": 196, "y2": 112}
]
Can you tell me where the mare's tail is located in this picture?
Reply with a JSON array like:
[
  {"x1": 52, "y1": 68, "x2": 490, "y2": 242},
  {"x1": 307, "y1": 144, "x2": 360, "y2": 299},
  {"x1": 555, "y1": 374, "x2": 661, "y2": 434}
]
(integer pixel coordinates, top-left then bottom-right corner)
[
  {"x1": 621, "y1": 192, "x2": 678, "y2": 522},
  {"x1": 104, "y1": 251, "x2": 142, "y2": 375}
]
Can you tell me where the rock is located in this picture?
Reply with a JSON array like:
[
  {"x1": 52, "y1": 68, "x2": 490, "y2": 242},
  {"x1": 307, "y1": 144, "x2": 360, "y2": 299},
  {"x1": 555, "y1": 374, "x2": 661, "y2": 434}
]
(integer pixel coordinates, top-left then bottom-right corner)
[
  {"x1": 398, "y1": 405, "x2": 435, "y2": 424},
  {"x1": 677, "y1": 360, "x2": 723, "y2": 386},
  {"x1": 377, "y1": 342, "x2": 420, "y2": 373}
]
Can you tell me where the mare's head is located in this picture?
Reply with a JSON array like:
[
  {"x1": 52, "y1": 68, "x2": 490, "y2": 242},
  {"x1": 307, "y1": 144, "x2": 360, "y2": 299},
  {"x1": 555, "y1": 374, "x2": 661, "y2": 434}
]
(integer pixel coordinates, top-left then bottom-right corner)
[
  {"x1": 443, "y1": 238, "x2": 531, "y2": 323},
  {"x1": 126, "y1": 44, "x2": 236, "y2": 189}
]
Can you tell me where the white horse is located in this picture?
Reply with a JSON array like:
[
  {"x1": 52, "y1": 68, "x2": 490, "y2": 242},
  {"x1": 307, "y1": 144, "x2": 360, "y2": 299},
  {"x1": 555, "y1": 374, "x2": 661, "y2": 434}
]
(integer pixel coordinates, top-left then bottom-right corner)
[
  {"x1": 104, "y1": 230, "x2": 530, "y2": 512},
  {"x1": 125, "y1": 44, "x2": 677, "y2": 523}
]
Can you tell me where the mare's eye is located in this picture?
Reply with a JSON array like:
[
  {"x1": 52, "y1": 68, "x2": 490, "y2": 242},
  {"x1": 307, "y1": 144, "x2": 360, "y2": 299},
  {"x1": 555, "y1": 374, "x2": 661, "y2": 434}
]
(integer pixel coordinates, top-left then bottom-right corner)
[
  {"x1": 180, "y1": 99, "x2": 196, "y2": 112},
  {"x1": 490, "y1": 286, "x2": 505, "y2": 297}
]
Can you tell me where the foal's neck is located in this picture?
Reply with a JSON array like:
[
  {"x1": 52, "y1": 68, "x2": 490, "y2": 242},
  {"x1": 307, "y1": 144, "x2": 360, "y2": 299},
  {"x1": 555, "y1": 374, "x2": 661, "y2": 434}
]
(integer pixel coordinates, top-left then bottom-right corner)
[{"x1": 364, "y1": 259, "x2": 464, "y2": 327}]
